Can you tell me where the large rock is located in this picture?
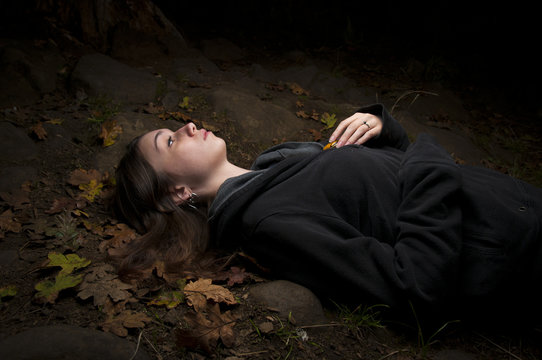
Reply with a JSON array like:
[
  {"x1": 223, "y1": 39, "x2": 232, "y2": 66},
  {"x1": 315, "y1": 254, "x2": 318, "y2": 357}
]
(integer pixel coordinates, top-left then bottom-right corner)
[
  {"x1": 249, "y1": 280, "x2": 327, "y2": 326},
  {"x1": 0, "y1": 122, "x2": 38, "y2": 162},
  {"x1": 71, "y1": 53, "x2": 161, "y2": 104},
  {"x1": 0, "y1": 325, "x2": 151, "y2": 360},
  {"x1": 207, "y1": 86, "x2": 308, "y2": 145}
]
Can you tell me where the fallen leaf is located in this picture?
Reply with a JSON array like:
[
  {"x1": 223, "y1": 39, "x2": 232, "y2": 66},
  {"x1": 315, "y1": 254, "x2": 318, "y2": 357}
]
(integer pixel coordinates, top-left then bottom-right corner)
[
  {"x1": 296, "y1": 100, "x2": 304, "y2": 108},
  {"x1": 176, "y1": 303, "x2": 236, "y2": 353},
  {"x1": 0, "y1": 285, "x2": 17, "y2": 302},
  {"x1": 101, "y1": 310, "x2": 151, "y2": 337},
  {"x1": 67, "y1": 169, "x2": 102, "y2": 186},
  {"x1": 78, "y1": 179, "x2": 103, "y2": 202},
  {"x1": 309, "y1": 129, "x2": 322, "y2": 142},
  {"x1": 46, "y1": 252, "x2": 91, "y2": 275},
  {"x1": 148, "y1": 278, "x2": 186, "y2": 308},
  {"x1": 184, "y1": 278, "x2": 236, "y2": 312},
  {"x1": 31, "y1": 122, "x2": 47, "y2": 140},
  {"x1": 77, "y1": 264, "x2": 133, "y2": 307},
  {"x1": 287, "y1": 82, "x2": 309, "y2": 96},
  {"x1": 45, "y1": 197, "x2": 79, "y2": 214},
  {"x1": 99, "y1": 223, "x2": 138, "y2": 252},
  {"x1": 99, "y1": 119, "x2": 123, "y2": 147},
  {"x1": 321, "y1": 112, "x2": 337, "y2": 129},
  {"x1": 0, "y1": 209, "x2": 22, "y2": 234},
  {"x1": 296, "y1": 110, "x2": 309, "y2": 119},
  {"x1": 34, "y1": 273, "x2": 83, "y2": 304},
  {"x1": 0, "y1": 189, "x2": 31, "y2": 210}
]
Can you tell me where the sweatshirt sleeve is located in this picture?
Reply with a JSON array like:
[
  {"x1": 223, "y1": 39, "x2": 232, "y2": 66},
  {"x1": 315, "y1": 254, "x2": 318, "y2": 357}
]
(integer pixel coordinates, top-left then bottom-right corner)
[
  {"x1": 244, "y1": 134, "x2": 462, "y2": 314},
  {"x1": 356, "y1": 103, "x2": 410, "y2": 151}
]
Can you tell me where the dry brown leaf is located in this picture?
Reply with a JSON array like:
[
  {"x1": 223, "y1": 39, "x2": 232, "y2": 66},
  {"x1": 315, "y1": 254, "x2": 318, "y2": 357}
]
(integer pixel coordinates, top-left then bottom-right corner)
[
  {"x1": 309, "y1": 128, "x2": 322, "y2": 142},
  {"x1": 296, "y1": 110, "x2": 309, "y2": 119},
  {"x1": 101, "y1": 310, "x2": 151, "y2": 337},
  {"x1": 184, "y1": 278, "x2": 236, "y2": 312},
  {"x1": 99, "y1": 119, "x2": 123, "y2": 147},
  {"x1": 31, "y1": 122, "x2": 47, "y2": 140},
  {"x1": 77, "y1": 263, "x2": 133, "y2": 307},
  {"x1": 0, "y1": 209, "x2": 22, "y2": 234},
  {"x1": 287, "y1": 82, "x2": 309, "y2": 96},
  {"x1": 99, "y1": 223, "x2": 138, "y2": 252},
  {"x1": 0, "y1": 189, "x2": 31, "y2": 210},
  {"x1": 67, "y1": 169, "x2": 102, "y2": 186},
  {"x1": 176, "y1": 303, "x2": 236, "y2": 353}
]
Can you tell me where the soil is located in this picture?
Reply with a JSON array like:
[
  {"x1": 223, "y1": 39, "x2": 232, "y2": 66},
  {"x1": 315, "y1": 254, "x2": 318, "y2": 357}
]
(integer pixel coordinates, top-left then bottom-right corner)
[{"x1": 1, "y1": 24, "x2": 542, "y2": 360}]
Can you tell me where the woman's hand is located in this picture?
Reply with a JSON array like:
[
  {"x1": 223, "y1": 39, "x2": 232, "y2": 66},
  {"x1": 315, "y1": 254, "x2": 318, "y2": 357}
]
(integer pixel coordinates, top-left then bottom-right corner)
[{"x1": 328, "y1": 112, "x2": 383, "y2": 148}]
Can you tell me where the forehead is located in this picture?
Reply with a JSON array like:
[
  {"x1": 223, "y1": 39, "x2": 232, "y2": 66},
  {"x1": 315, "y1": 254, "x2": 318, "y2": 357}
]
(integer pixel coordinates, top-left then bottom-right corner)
[{"x1": 139, "y1": 129, "x2": 163, "y2": 154}]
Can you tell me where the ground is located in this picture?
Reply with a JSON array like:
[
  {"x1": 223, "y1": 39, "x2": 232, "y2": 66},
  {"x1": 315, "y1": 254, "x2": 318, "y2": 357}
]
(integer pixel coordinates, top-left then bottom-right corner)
[{"x1": 1, "y1": 32, "x2": 542, "y2": 360}]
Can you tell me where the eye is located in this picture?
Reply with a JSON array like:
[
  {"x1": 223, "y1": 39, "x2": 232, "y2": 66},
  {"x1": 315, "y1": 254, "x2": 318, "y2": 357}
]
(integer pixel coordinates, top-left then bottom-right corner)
[{"x1": 167, "y1": 136, "x2": 174, "y2": 147}]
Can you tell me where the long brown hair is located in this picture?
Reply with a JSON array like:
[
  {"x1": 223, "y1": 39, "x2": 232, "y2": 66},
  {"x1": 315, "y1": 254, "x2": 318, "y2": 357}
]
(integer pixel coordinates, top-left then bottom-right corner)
[{"x1": 110, "y1": 136, "x2": 211, "y2": 282}]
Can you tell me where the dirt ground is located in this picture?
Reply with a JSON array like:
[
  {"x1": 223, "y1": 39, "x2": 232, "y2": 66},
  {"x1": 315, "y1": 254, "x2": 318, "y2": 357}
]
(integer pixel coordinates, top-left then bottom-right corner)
[{"x1": 1, "y1": 28, "x2": 542, "y2": 360}]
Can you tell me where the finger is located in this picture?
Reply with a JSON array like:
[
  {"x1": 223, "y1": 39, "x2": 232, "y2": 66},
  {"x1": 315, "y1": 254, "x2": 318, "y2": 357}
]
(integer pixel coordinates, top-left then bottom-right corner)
[
  {"x1": 354, "y1": 128, "x2": 379, "y2": 145},
  {"x1": 329, "y1": 116, "x2": 355, "y2": 142}
]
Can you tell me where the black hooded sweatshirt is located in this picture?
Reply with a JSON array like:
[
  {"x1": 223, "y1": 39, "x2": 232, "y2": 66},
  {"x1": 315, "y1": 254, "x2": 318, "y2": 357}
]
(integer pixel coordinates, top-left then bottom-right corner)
[{"x1": 208, "y1": 104, "x2": 542, "y2": 322}]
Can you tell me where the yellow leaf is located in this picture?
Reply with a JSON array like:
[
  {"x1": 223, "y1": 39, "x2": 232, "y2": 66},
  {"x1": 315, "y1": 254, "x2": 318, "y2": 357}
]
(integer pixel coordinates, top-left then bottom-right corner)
[
  {"x1": 31, "y1": 122, "x2": 47, "y2": 140},
  {"x1": 99, "y1": 119, "x2": 122, "y2": 147},
  {"x1": 184, "y1": 278, "x2": 236, "y2": 312},
  {"x1": 79, "y1": 179, "x2": 103, "y2": 202},
  {"x1": 34, "y1": 273, "x2": 83, "y2": 304},
  {"x1": 46, "y1": 252, "x2": 91, "y2": 275}
]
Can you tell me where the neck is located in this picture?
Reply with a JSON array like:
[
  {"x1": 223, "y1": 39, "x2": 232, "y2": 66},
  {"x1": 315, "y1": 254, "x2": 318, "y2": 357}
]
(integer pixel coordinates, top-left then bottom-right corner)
[{"x1": 196, "y1": 161, "x2": 251, "y2": 204}]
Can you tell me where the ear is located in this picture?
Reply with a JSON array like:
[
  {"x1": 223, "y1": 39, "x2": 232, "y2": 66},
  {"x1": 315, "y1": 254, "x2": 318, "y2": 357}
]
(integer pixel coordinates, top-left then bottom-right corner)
[{"x1": 171, "y1": 185, "x2": 192, "y2": 205}]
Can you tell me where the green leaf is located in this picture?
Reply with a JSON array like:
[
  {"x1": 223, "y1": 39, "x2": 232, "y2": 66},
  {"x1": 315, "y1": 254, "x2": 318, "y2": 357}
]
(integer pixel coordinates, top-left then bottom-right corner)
[
  {"x1": 0, "y1": 285, "x2": 17, "y2": 302},
  {"x1": 320, "y1": 112, "x2": 337, "y2": 129},
  {"x1": 47, "y1": 252, "x2": 91, "y2": 275},
  {"x1": 148, "y1": 278, "x2": 186, "y2": 308},
  {"x1": 34, "y1": 273, "x2": 83, "y2": 303}
]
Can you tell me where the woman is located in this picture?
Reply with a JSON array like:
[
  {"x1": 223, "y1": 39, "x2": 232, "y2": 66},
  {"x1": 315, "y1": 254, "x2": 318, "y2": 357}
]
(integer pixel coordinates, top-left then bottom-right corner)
[{"x1": 112, "y1": 103, "x2": 542, "y2": 324}]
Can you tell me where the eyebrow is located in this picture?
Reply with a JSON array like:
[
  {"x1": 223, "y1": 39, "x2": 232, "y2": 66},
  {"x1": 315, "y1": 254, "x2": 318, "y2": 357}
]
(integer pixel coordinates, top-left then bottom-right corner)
[{"x1": 154, "y1": 130, "x2": 162, "y2": 153}]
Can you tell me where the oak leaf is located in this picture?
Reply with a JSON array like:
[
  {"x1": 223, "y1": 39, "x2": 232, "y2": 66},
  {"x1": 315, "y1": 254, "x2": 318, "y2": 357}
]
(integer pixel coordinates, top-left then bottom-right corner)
[
  {"x1": 67, "y1": 169, "x2": 102, "y2": 186},
  {"x1": 99, "y1": 119, "x2": 122, "y2": 147},
  {"x1": 77, "y1": 263, "x2": 133, "y2": 306},
  {"x1": 0, "y1": 189, "x2": 31, "y2": 210},
  {"x1": 34, "y1": 273, "x2": 83, "y2": 304},
  {"x1": 46, "y1": 252, "x2": 91, "y2": 275},
  {"x1": 45, "y1": 197, "x2": 79, "y2": 214},
  {"x1": 101, "y1": 310, "x2": 151, "y2": 337},
  {"x1": 78, "y1": 179, "x2": 103, "y2": 202},
  {"x1": 0, "y1": 209, "x2": 22, "y2": 235},
  {"x1": 148, "y1": 278, "x2": 186, "y2": 308},
  {"x1": 176, "y1": 303, "x2": 236, "y2": 353},
  {"x1": 100, "y1": 223, "x2": 138, "y2": 252},
  {"x1": 184, "y1": 278, "x2": 236, "y2": 312}
]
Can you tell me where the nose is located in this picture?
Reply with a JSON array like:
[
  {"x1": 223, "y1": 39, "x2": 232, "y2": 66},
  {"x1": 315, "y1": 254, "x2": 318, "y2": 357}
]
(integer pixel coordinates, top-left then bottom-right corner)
[{"x1": 176, "y1": 122, "x2": 197, "y2": 137}]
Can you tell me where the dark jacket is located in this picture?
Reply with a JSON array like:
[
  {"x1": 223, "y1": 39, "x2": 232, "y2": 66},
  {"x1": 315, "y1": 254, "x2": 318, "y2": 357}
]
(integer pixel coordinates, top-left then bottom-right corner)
[{"x1": 209, "y1": 104, "x2": 542, "y2": 322}]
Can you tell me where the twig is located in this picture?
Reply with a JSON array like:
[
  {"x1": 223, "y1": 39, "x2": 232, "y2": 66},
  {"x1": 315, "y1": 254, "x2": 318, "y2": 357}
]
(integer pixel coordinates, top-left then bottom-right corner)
[
  {"x1": 390, "y1": 90, "x2": 439, "y2": 115},
  {"x1": 378, "y1": 349, "x2": 410, "y2": 360},
  {"x1": 129, "y1": 330, "x2": 144, "y2": 360},
  {"x1": 475, "y1": 331, "x2": 524, "y2": 360},
  {"x1": 143, "y1": 332, "x2": 164, "y2": 360}
]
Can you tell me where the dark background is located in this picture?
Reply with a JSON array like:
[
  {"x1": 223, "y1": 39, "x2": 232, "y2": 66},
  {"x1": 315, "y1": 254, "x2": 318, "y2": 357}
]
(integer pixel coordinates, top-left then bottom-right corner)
[{"x1": 2, "y1": 0, "x2": 540, "y2": 117}]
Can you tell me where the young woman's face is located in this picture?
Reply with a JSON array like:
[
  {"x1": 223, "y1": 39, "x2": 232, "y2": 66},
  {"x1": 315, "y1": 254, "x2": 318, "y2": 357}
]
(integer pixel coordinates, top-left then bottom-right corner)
[{"x1": 138, "y1": 122, "x2": 226, "y2": 185}]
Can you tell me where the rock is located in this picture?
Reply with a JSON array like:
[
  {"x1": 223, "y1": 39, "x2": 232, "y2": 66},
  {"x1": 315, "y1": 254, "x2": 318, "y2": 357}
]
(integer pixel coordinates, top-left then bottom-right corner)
[
  {"x1": 434, "y1": 349, "x2": 477, "y2": 360},
  {"x1": 249, "y1": 280, "x2": 327, "y2": 326},
  {"x1": 207, "y1": 86, "x2": 308, "y2": 145},
  {"x1": 71, "y1": 53, "x2": 161, "y2": 105},
  {"x1": 0, "y1": 166, "x2": 37, "y2": 193},
  {"x1": 201, "y1": 38, "x2": 246, "y2": 62},
  {"x1": 0, "y1": 325, "x2": 151, "y2": 360},
  {"x1": 0, "y1": 123, "x2": 38, "y2": 162}
]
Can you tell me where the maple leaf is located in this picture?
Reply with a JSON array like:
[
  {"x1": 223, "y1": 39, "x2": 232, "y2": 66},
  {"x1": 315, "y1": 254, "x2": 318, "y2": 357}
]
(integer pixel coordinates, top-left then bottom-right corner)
[
  {"x1": 101, "y1": 310, "x2": 151, "y2": 337},
  {"x1": 67, "y1": 169, "x2": 102, "y2": 186},
  {"x1": 99, "y1": 119, "x2": 123, "y2": 147},
  {"x1": 77, "y1": 264, "x2": 133, "y2": 307},
  {"x1": 45, "y1": 252, "x2": 91, "y2": 275},
  {"x1": 176, "y1": 303, "x2": 236, "y2": 353},
  {"x1": 0, "y1": 209, "x2": 22, "y2": 235},
  {"x1": 184, "y1": 278, "x2": 237, "y2": 312},
  {"x1": 34, "y1": 273, "x2": 83, "y2": 304},
  {"x1": 31, "y1": 122, "x2": 47, "y2": 140}
]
